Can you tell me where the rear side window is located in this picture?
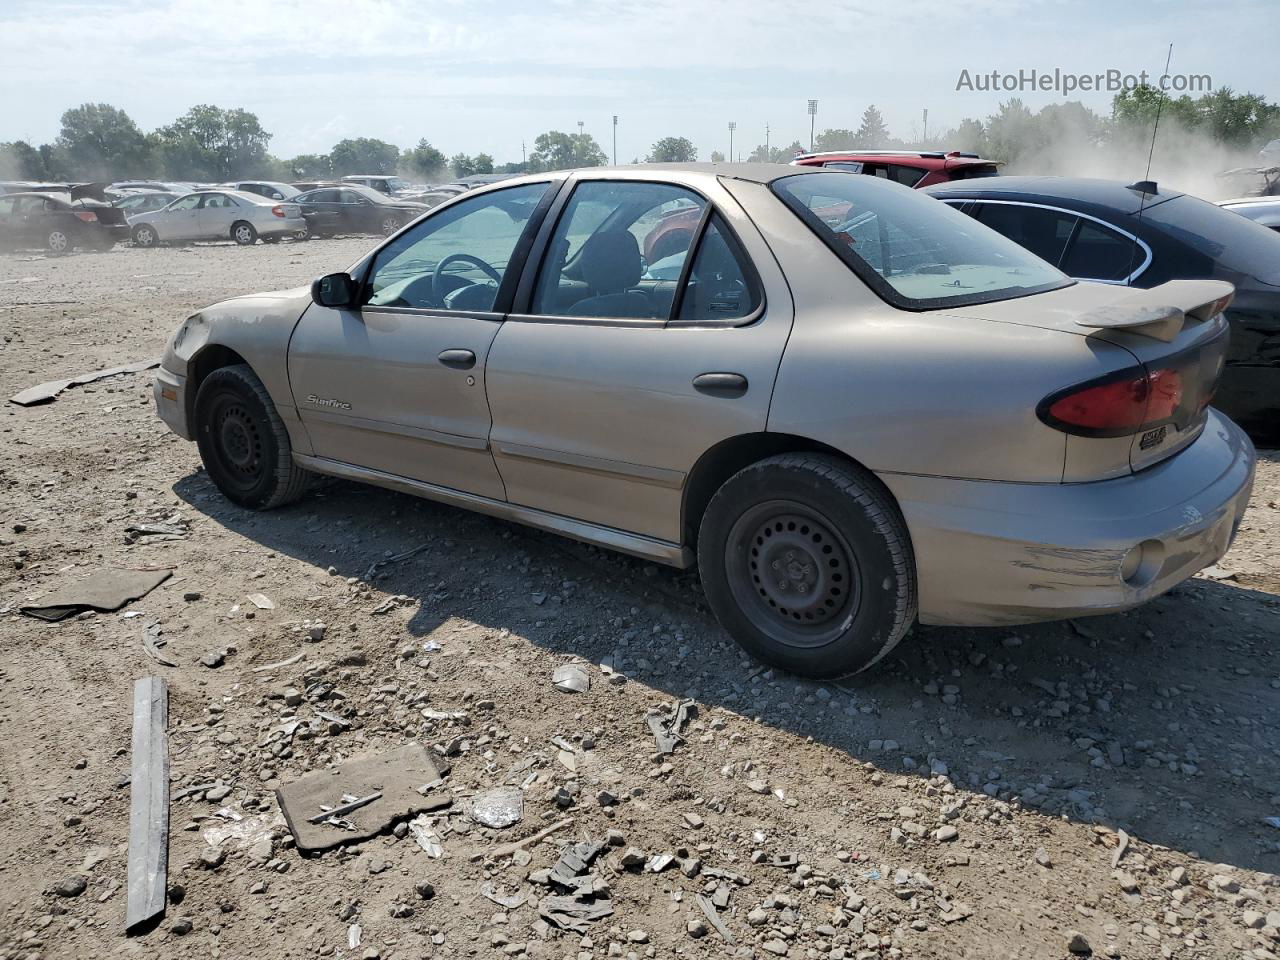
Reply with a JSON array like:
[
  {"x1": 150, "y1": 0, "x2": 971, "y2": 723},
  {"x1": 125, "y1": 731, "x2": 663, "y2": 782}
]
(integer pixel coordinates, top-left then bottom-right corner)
[
  {"x1": 974, "y1": 203, "x2": 1076, "y2": 266},
  {"x1": 675, "y1": 215, "x2": 761, "y2": 324},
  {"x1": 1061, "y1": 220, "x2": 1144, "y2": 281},
  {"x1": 773, "y1": 171, "x2": 1071, "y2": 310},
  {"x1": 1141, "y1": 194, "x2": 1280, "y2": 284}
]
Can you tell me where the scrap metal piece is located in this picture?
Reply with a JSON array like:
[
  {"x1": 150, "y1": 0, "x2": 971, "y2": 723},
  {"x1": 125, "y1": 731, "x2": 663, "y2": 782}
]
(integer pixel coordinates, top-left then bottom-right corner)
[
  {"x1": 647, "y1": 698, "x2": 697, "y2": 755},
  {"x1": 697, "y1": 893, "x2": 735, "y2": 943},
  {"x1": 307, "y1": 791, "x2": 382, "y2": 825},
  {"x1": 408, "y1": 815, "x2": 444, "y2": 857},
  {"x1": 246, "y1": 593, "x2": 274, "y2": 610},
  {"x1": 537, "y1": 894, "x2": 614, "y2": 932},
  {"x1": 21, "y1": 568, "x2": 171, "y2": 622},
  {"x1": 252, "y1": 651, "x2": 306, "y2": 673},
  {"x1": 141, "y1": 621, "x2": 177, "y2": 667},
  {"x1": 1111, "y1": 829, "x2": 1130, "y2": 868},
  {"x1": 471, "y1": 787, "x2": 524, "y2": 829},
  {"x1": 487, "y1": 818, "x2": 574, "y2": 861},
  {"x1": 9, "y1": 358, "x2": 160, "y2": 407},
  {"x1": 552, "y1": 664, "x2": 590, "y2": 694},
  {"x1": 481, "y1": 883, "x2": 527, "y2": 910},
  {"x1": 125, "y1": 677, "x2": 169, "y2": 934}
]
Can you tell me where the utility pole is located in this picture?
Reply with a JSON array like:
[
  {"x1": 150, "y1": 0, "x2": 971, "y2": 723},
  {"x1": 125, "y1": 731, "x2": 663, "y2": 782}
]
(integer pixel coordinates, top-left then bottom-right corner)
[
  {"x1": 923, "y1": 108, "x2": 929, "y2": 145},
  {"x1": 807, "y1": 99, "x2": 818, "y2": 152},
  {"x1": 521, "y1": 141, "x2": 526, "y2": 168},
  {"x1": 612, "y1": 115, "x2": 618, "y2": 165},
  {"x1": 765, "y1": 122, "x2": 770, "y2": 161},
  {"x1": 728, "y1": 121, "x2": 736, "y2": 162}
]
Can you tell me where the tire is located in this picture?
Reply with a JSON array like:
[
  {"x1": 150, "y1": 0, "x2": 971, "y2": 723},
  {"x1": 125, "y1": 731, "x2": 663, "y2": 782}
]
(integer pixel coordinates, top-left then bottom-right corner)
[
  {"x1": 697, "y1": 453, "x2": 916, "y2": 679},
  {"x1": 231, "y1": 221, "x2": 258, "y2": 245},
  {"x1": 193, "y1": 364, "x2": 312, "y2": 510},
  {"x1": 47, "y1": 229, "x2": 70, "y2": 254},
  {"x1": 132, "y1": 224, "x2": 158, "y2": 247},
  {"x1": 380, "y1": 215, "x2": 402, "y2": 236}
]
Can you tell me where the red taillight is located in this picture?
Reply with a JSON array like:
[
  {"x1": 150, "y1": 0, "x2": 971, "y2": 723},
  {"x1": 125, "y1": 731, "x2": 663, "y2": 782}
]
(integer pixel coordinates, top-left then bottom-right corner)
[
  {"x1": 271, "y1": 205, "x2": 285, "y2": 218},
  {"x1": 1040, "y1": 367, "x2": 1186, "y2": 437},
  {"x1": 1144, "y1": 369, "x2": 1184, "y2": 421},
  {"x1": 74, "y1": 210, "x2": 98, "y2": 223}
]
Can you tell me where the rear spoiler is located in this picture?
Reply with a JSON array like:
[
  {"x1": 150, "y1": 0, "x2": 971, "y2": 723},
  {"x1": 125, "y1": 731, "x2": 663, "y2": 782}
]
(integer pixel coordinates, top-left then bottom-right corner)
[{"x1": 1074, "y1": 279, "x2": 1234, "y2": 342}]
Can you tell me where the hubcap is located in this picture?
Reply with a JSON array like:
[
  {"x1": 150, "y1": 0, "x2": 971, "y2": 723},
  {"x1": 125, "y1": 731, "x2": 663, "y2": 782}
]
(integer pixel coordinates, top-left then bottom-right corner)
[
  {"x1": 726, "y1": 500, "x2": 859, "y2": 648},
  {"x1": 383, "y1": 218, "x2": 399, "y2": 234},
  {"x1": 236, "y1": 226, "x2": 252, "y2": 243},
  {"x1": 137, "y1": 228, "x2": 153, "y2": 245},
  {"x1": 49, "y1": 232, "x2": 67, "y2": 252}
]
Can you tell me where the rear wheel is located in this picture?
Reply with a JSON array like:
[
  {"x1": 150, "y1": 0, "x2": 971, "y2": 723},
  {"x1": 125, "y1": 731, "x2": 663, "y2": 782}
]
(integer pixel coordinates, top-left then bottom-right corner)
[
  {"x1": 380, "y1": 215, "x2": 402, "y2": 236},
  {"x1": 231, "y1": 221, "x2": 258, "y2": 245},
  {"x1": 697, "y1": 453, "x2": 916, "y2": 679},
  {"x1": 47, "y1": 229, "x2": 70, "y2": 254},
  {"x1": 193, "y1": 364, "x2": 312, "y2": 510},
  {"x1": 132, "y1": 224, "x2": 158, "y2": 247}
]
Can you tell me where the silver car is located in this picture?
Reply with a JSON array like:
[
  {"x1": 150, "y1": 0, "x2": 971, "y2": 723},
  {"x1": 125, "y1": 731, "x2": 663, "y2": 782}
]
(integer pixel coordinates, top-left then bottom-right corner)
[
  {"x1": 129, "y1": 189, "x2": 305, "y2": 246},
  {"x1": 152, "y1": 165, "x2": 1255, "y2": 678},
  {"x1": 1219, "y1": 196, "x2": 1280, "y2": 232}
]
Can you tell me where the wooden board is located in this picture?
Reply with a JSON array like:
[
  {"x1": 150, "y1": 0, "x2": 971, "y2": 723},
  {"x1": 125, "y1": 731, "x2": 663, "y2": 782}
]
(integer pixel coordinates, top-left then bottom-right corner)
[
  {"x1": 275, "y1": 743, "x2": 451, "y2": 853},
  {"x1": 125, "y1": 677, "x2": 168, "y2": 934}
]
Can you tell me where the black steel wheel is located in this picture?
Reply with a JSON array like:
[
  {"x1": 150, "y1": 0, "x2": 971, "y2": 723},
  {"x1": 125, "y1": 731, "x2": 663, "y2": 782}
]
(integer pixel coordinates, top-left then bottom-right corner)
[
  {"x1": 194, "y1": 364, "x2": 311, "y2": 510},
  {"x1": 698, "y1": 453, "x2": 916, "y2": 678}
]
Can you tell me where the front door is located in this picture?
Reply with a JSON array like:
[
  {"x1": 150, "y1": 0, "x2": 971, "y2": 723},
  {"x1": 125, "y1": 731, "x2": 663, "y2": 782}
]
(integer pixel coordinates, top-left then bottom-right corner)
[
  {"x1": 485, "y1": 176, "x2": 794, "y2": 544},
  {"x1": 287, "y1": 181, "x2": 553, "y2": 499},
  {"x1": 161, "y1": 194, "x2": 202, "y2": 240},
  {"x1": 196, "y1": 192, "x2": 239, "y2": 240}
]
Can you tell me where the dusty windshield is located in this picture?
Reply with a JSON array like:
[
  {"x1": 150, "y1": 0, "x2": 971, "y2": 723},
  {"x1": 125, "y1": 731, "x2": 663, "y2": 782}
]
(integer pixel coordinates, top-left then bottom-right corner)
[{"x1": 773, "y1": 171, "x2": 1072, "y2": 309}]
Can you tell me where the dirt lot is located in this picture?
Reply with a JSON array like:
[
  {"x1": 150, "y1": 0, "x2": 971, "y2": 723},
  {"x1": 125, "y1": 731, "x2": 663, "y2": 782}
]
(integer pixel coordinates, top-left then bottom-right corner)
[{"x1": 1, "y1": 240, "x2": 1278, "y2": 960}]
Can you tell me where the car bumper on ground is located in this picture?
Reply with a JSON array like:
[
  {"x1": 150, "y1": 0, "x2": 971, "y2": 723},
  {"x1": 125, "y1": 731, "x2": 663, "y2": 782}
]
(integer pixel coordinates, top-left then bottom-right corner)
[
  {"x1": 153, "y1": 366, "x2": 190, "y2": 440},
  {"x1": 881, "y1": 409, "x2": 1256, "y2": 627}
]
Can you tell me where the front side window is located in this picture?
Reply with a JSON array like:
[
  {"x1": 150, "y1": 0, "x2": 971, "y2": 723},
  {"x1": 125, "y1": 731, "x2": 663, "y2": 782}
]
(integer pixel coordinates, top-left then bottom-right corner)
[
  {"x1": 774, "y1": 171, "x2": 1071, "y2": 309},
  {"x1": 364, "y1": 182, "x2": 548, "y2": 312},
  {"x1": 531, "y1": 181, "x2": 705, "y2": 319},
  {"x1": 168, "y1": 194, "x2": 201, "y2": 211}
]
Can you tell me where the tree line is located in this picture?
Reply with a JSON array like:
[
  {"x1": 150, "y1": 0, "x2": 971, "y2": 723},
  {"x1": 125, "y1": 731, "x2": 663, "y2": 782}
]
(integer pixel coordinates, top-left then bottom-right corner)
[{"x1": 2, "y1": 87, "x2": 1276, "y2": 185}]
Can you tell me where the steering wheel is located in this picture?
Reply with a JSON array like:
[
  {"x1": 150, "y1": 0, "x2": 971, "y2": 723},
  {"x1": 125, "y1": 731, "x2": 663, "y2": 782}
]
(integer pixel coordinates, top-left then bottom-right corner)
[{"x1": 433, "y1": 253, "x2": 502, "y2": 305}]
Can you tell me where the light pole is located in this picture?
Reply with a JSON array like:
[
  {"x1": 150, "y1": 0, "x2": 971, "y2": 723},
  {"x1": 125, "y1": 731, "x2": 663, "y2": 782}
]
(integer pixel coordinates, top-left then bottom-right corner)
[
  {"x1": 765, "y1": 122, "x2": 770, "y2": 161},
  {"x1": 807, "y1": 99, "x2": 818, "y2": 152},
  {"x1": 728, "y1": 121, "x2": 736, "y2": 163},
  {"x1": 612, "y1": 115, "x2": 618, "y2": 165}
]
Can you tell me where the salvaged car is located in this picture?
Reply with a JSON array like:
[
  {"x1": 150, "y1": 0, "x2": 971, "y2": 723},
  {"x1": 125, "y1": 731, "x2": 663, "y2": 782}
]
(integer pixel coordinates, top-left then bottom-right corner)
[
  {"x1": 153, "y1": 165, "x2": 1256, "y2": 678},
  {"x1": 0, "y1": 191, "x2": 129, "y2": 252},
  {"x1": 129, "y1": 190, "x2": 305, "y2": 246},
  {"x1": 292, "y1": 185, "x2": 428, "y2": 237},
  {"x1": 925, "y1": 176, "x2": 1280, "y2": 435}
]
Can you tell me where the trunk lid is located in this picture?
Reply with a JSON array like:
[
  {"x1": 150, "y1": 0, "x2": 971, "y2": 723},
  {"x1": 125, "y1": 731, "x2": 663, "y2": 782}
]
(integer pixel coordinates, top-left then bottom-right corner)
[{"x1": 946, "y1": 278, "x2": 1235, "y2": 479}]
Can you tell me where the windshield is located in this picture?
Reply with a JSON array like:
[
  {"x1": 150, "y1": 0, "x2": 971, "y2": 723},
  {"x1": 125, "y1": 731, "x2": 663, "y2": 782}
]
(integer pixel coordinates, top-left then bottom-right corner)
[
  {"x1": 1143, "y1": 194, "x2": 1280, "y2": 285},
  {"x1": 772, "y1": 171, "x2": 1072, "y2": 309}
]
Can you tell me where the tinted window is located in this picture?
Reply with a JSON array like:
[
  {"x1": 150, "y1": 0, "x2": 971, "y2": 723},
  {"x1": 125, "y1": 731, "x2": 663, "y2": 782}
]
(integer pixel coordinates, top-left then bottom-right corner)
[
  {"x1": 676, "y1": 215, "x2": 760, "y2": 324},
  {"x1": 773, "y1": 172, "x2": 1070, "y2": 309},
  {"x1": 886, "y1": 164, "x2": 925, "y2": 187},
  {"x1": 1061, "y1": 220, "x2": 1143, "y2": 281},
  {"x1": 531, "y1": 181, "x2": 705, "y2": 320},
  {"x1": 364, "y1": 182, "x2": 547, "y2": 311},
  {"x1": 974, "y1": 203, "x2": 1076, "y2": 266},
  {"x1": 0, "y1": 197, "x2": 16, "y2": 215},
  {"x1": 338, "y1": 190, "x2": 365, "y2": 203},
  {"x1": 307, "y1": 189, "x2": 339, "y2": 202},
  {"x1": 1142, "y1": 194, "x2": 1280, "y2": 283},
  {"x1": 822, "y1": 162, "x2": 864, "y2": 173}
]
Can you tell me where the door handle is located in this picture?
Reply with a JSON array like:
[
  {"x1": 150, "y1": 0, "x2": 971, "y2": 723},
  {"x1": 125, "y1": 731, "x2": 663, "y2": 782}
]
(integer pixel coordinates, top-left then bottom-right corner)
[
  {"x1": 692, "y1": 372, "x2": 748, "y2": 398},
  {"x1": 438, "y1": 349, "x2": 477, "y2": 370}
]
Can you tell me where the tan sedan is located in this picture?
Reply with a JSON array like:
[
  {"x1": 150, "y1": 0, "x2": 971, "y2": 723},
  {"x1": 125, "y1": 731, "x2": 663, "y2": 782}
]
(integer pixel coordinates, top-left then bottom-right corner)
[{"x1": 153, "y1": 165, "x2": 1254, "y2": 677}]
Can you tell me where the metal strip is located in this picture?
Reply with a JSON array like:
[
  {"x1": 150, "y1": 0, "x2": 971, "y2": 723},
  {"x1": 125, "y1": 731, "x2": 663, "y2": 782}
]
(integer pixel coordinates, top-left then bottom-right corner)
[
  {"x1": 125, "y1": 676, "x2": 168, "y2": 934},
  {"x1": 491, "y1": 441, "x2": 685, "y2": 489},
  {"x1": 300, "y1": 408, "x2": 489, "y2": 451},
  {"x1": 293, "y1": 454, "x2": 693, "y2": 568}
]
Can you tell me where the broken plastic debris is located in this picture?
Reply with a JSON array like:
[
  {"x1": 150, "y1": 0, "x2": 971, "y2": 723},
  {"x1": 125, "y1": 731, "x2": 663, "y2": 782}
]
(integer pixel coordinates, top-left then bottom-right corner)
[
  {"x1": 552, "y1": 664, "x2": 590, "y2": 694},
  {"x1": 471, "y1": 787, "x2": 524, "y2": 829},
  {"x1": 246, "y1": 593, "x2": 275, "y2": 610}
]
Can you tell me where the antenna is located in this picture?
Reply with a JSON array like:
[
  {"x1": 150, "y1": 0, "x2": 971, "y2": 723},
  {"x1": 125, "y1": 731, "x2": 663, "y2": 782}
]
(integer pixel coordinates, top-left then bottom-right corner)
[{"x1": 1127, "y1": 42, "x2": 1172, "y2": 286}]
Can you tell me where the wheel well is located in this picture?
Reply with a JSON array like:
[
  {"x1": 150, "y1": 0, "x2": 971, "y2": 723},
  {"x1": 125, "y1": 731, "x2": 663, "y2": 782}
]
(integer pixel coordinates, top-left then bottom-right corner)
[
  {"x1": 681, "y1": 433, "x2": 888, "y2": 548},
  {"x1": 186, "y1": 345, "x2": 249, "y2": 426}
]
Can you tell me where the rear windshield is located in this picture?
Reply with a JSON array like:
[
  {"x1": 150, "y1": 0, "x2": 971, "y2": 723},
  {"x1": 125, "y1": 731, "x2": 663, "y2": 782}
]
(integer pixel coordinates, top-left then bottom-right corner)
[
  {"x1": 773, "y1": 171, "x2": 1071, "y2": 309},
  {"x1": 1142, "y1": 194, "x2": 1280, "y2": 285}
]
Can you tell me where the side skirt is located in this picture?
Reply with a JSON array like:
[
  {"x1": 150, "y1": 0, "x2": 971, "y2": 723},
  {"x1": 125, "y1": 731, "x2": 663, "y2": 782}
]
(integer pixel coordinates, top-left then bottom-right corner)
[{"x1": 293, "y1": 454, "x2": 694, "y2": 569}]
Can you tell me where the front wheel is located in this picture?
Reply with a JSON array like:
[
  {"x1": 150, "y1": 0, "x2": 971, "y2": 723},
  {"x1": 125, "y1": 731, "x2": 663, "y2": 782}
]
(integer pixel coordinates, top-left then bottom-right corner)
[
  {"x1": 47, "y1": 229, "x2": 70, "y2": 254},
  {"x1": 132, "y1": 224, "x2": 158, "y2": 247},
  {"x1": 697, "y1": 453, "x2": 916, "y2": 679},
  {"x1": 231, "y1": 221, "x2": 258, "y2": 245},
  {"x1": 380, "y1": 215, "x2": 402, "y2": 236},
  {"x1": 193, "y1": 364, "x2": 312, "y2": 510}
]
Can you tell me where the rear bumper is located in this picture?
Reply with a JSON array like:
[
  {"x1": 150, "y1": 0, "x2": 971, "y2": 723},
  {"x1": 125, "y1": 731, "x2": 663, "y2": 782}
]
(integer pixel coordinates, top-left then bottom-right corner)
[
  {"x1": 881, "y1": 409, "x2": 1256, "y2": 627},
  {"x1": 153, "y1": 366, "x2": 191, "y2": 440},
  {"x1": 260, "y1": 216, "x2": 306, "y2": 237}
]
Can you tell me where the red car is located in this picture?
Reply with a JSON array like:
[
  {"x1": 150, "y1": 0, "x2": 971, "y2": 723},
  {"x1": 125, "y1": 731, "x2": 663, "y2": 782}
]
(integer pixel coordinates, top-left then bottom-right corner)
[{"x1": 642, "y1": 150, "x2": 999, "y2": 263}]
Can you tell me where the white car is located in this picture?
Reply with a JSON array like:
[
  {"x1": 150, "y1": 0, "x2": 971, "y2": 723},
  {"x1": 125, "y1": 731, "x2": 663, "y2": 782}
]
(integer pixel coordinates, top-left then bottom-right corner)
[
  {"x1": 128, "y1": 190, "x2": 305, "y2": 246},
  {"x1": 1219, "y1": 196, "x2": 1280, "y2": 232}
]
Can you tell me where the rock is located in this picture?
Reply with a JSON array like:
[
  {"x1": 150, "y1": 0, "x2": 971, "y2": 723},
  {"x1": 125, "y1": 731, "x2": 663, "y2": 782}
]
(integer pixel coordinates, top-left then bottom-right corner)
[
  {"x1": 1034, "y1": 848, "x2": 1052, "y2": 868},
  {"x1": 1066, "y1": 930, "x2": 1092, "y2": 954},
  {"x1": 620, "y1": 847, "x2": 648, "y2": 869},
  {"x1": 171, "y1": 917, "x2": 194, "y2": 935},
  {"x1": 687, "y1": 919, "x2": 709, "y2": 939},
  {"x1": 935, "y1": 825, "x2": 958, "y2": 842},
  {"x1": 762, "y1": 940, "x2": 789, "y2": 956},
  {"x1": 199, "y1": 847, "x2": 226, "y2": 870},
  {"x1": 308, "y1": 622, "x2": 327, "y2": 641},
  {"x1": 415, "y1": 882, "x2": 435, "y2": 900},
  {"x1": 283, "y1": 687, "x2": 303, "y2": 707},
  {"x1": 1243, "y1": 910, "x2": 1265, "y2": 929},
  {"x1": 1213, "y1": 874, "x2": 1240, "y2": 893},
  {"x1": 52, "y1": 875, "x2": 87, "y2": 898},
  {"x1": 200, "y1": 650, "x2": 225, "y2": 668},
  {"x1": 205, "y1": 784, "x2": 232, "y2": 802},
  {"x1": 1169, "y1": 866, "x2": 1188, "y2": 886},
  {"x1": 183, "y1": 591, "x2": 201, "y2": 602},
  {"x1": 747, "y1": 907, "x2": 770, "y2": 927},
  {"x1": 605, "y1": 829, "x2": 626, "y2": 847},
  {"x1": 596, "y1": 789, "x2": 617, "y2": 806},
  {"x1": 248, "y1": 837, "x2": 274, "y2": 864},
  {"x1": 627, "y1": 930, "x2": 649, "y2": 944},
  {"x1": 249, "y1": 880, "x2": 267, "y2": 894},
  {"x1": 1115, "y1": 871, "x2": 1140, "y2": 894},
  {"x1": 367, "y1": 858, "x2": 390, "y2": 875},
  {"x1": 683, "y1": 812, "x2": 705, "y2": 829}
]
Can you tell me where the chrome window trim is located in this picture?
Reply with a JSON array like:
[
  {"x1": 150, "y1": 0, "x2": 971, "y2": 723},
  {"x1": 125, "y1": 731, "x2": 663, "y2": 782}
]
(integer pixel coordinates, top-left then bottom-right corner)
[{"x1": 952, "y1": 198, "x2": 1154, "y2": 285}]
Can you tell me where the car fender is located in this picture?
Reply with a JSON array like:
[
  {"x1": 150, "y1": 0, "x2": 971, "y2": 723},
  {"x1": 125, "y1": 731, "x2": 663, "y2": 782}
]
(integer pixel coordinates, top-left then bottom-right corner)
[{"x1": 162, "y1": 286, "x2": 314, "y2": 454}]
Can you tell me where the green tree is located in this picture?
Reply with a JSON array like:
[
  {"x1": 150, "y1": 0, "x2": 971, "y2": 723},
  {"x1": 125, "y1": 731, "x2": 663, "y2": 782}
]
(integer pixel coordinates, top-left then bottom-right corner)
[
  {"x1": 285, "y1": 153, "x2": 333, "y2": 178},
  {"x1": 472, "y1": 152, "x2": 494, "y2": 174},
  {"x1": 854, "y1": 106, "x2": 891, "y2": 148},
  {"x1": 528, "y1": 130, "x2": 607, "y2": 172},
  {"x1": 813, "y1": 128, "x2": 858, "y2": 152},
  {"x1": 646, "y1": 136, "x2": 697, "y2": 162},
  {"x1": 404, "y1": 139, "x2": 446, "y2": 180},
  {"x1": 450, "y1": 153, "x2": 477, "y2": 177},
  {"x1": 709, "y1": 150, "x2": 726, "y2": 163},
  {"x1": 155, "y1": 105, "x2": 272, "y2": 179},
  {"x1": 328, "y1": 137, "x2": 400, "y2": 175},
  {"x1": 56, "y1": 103, "x2": 153, "y2": 179},
  {"x1": 981, "y1": 98, "x2": 1037, "y2": 164},
  {"x1": 0, "y1": 140, "x2": 49, "y2": 180}
]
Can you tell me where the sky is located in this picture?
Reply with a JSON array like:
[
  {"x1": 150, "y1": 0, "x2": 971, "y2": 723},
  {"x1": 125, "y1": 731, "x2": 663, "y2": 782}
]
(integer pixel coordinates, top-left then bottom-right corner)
[{"x1": 1, "y1": 0, "x2": 1276, "y2": 164}]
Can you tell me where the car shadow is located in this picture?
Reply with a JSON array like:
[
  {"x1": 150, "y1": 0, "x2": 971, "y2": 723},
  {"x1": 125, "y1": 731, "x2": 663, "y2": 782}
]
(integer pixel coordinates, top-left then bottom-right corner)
[{"x1": 174, "y1": 463, "x2": 1280, "y2": 873}]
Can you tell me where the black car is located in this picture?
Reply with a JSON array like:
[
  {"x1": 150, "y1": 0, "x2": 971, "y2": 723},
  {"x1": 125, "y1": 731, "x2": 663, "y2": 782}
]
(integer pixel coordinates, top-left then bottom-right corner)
[
  {"x1": 0, "y1": 191, "x2": 130, "y2": 253},
  {"x1": 292, "y1": 185, "x2": 427, "y2": 238},
  {"x1": 926, "y1": 176, "x2": 1280, "y2": 435}
]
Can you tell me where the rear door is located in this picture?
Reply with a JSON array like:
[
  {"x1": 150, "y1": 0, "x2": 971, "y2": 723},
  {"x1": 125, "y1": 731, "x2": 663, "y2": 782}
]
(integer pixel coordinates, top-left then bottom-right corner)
[
  {"x1": 484, "y1": 174, "x2": 794, "y2": 544},
  {"x1": 0, "y1": 196, "x2": 19, "y2": 246},
  {"x1": 287, "y1": 181, "x2": 554, "y2": 498}
]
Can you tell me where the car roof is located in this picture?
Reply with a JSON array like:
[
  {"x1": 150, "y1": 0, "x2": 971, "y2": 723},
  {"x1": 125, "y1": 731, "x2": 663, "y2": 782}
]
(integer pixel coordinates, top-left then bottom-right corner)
[
  {"x1": 1219, "y1": 196, "x2": 1280, "y2": 207},
  {"x1": 923, "y1": 175, "x2": 1185, "y2": 216},
  {"x1": 488, "y1": 163, "x2": 821, "y2": 191},
  {"x1": 0, "y1": 191, "x2": 68, "y2": 201}
]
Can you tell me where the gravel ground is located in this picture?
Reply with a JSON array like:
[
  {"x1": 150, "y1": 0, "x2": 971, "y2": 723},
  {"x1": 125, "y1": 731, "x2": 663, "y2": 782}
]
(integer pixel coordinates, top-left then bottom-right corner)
[{"x1": 1, "y1": 240, "x2": 1278, "y2": 960}]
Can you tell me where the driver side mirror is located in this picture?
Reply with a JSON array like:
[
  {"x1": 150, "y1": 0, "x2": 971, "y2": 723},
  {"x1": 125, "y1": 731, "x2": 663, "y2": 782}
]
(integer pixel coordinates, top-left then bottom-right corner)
[{"x1": 311, "y1": 272, "x2": 357, "y2": 308}]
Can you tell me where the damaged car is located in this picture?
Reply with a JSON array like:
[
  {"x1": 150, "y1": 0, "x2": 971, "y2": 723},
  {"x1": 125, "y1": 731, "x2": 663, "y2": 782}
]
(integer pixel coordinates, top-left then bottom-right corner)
[
  {"x1": 153, "y1": 166, "x2": 1255, "y2": 678},
  {"x1": 0, "y1": 190, "x2": 129, "y2": 252},
  {"x1": 927, "y1": 176, "x2": 1280, "y2": 436}
]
